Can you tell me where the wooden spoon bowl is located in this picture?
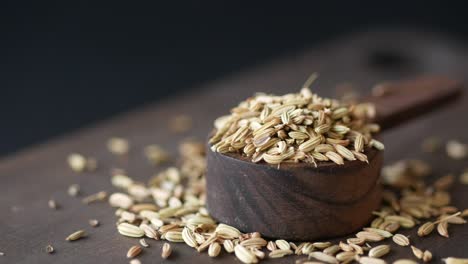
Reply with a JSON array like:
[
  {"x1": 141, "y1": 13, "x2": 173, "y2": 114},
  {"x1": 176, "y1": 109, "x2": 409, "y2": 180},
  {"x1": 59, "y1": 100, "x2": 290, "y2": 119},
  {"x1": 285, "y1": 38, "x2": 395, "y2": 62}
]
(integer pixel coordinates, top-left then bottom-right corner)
[{"x1": 206, "y1": 76, "x2": 462, "y2": 241}]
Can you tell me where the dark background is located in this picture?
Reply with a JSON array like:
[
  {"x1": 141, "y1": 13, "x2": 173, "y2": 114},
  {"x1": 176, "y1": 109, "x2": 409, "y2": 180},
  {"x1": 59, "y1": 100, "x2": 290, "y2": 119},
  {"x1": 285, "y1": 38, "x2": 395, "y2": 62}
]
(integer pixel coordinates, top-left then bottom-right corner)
[{"x1": 1, "y1": 1, "x2": 467, "y2": 157}]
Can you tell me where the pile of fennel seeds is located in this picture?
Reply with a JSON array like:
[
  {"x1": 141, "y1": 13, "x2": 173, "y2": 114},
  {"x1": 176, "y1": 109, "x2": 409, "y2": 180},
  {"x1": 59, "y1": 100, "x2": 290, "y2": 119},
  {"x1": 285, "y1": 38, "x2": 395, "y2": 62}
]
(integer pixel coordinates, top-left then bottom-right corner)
[{"x1": 209, "y1": 75, "x2": 383, "y2": 166}]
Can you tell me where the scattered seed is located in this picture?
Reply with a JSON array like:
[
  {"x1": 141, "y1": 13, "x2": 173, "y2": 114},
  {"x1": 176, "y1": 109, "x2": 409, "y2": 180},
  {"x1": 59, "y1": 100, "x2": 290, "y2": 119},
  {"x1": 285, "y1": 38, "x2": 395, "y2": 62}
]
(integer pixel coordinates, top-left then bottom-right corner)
[
  {"x1": 460, "y1": 170, "x2": 468, "y2": 185},
  {"x1": 323, "y1": 245, "x2": 340, "y2": 256},
  {"x1": 356, "y1": 231, "x2": 385, "y2": 242},
  {"x1": 48, "y1": 199, "x2": 58, "y2": 210},
  {"x1": 223, "y1": 240, "x2": 235, "y2": 253},
  {"x1": 208, "y1": 242, "x2": 221, "y2": 257},
  {"x1": 45, "y1": 244, "x2": 54, "y2": 254},
  {"x1": 82, "y1": 191, "x2": 107, "y2": 204},
  {"x1": 394, "y1": 259, "x2": 418, "y2": 264},
  {"x1": 443, "y1": 257, "x2": 468, "y2": 264},
  {"x1": 411, "y1": 246, "x2": 423, "y2": 259},
  {"x1": 108, "y1": 137, "x2": 130, "y2": 155},
  {"x1": 358, "y1": 256, "x2": 386, "y2": 264},
  {"x1": 308, "y1": 252, "x2": 338, "y2": 264},
  {"x1": 127, "y1": 245, "x2": 142, "y2": 258},
  {"x1": 392, "y1": 234, "x2": 410, "y2": 246},
  {"x1": 89, "y1": 219, "x2": 99, "y2": 227},
  {"x1": 161, "y1": 243, "x2": 172, "y2": 259},
  {"x1": 182, "y1": 227, "x2": 198, "y2": 248},
  {"x1": 368, "y1": 245, "x2": 390, "y2": 258},
  {"x1": 269, "y1": 249, "x2": 293, "y2": 258},
  {"x1": 437, "y1": 221, "x2": 449, "y2": 237},
  {"x1": 446, "y1": 140, "x2": 467, "y2": 159},
  {"x1": 235, "y1": 245, "x2": 258, "y2": 263},
  {"x1": 275, "y1": 239, "x2": 291, "y2": 250},
  {"x1": 417, "y1": 222, "x2": 435, "y2": 237},
  {"x1": 129, "y1": 259, "x2": 141, "y2": 264},
  {"x1": 66, "y1": 230, "x2": 86, "y2": 241},
  {"x1": 139, "y1": 239, "x2": 149, "y2": 248},
  {"x1": 109, "y1": 193, "x2": 134, "y2": 209},
  {"x1": 422, "y1": 250, "x2": 432, "y2": 263},
  {"x1": 68, "y1": 184, "x2": 80, "y2": 197},
  {"x1": 118, "y1": 223, "x2": 145, "y2": 237},
  {"x1": 68, "y1": 153, "x2": 87, "y2": 172}
]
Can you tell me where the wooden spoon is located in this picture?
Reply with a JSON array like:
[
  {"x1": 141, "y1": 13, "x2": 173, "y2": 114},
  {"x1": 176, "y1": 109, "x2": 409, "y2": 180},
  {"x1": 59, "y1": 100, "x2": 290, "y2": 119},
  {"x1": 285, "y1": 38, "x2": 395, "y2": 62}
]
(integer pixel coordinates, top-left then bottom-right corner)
[{"x1": 205, "y1": 76, "x2": 463, "y2": 241}]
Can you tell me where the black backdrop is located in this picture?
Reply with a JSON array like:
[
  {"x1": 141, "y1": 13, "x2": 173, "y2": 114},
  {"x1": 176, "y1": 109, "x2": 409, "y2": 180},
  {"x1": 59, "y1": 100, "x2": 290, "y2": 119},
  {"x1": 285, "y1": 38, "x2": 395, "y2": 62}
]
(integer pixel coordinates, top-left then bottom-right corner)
[{"x1": 1, "y1": 1, "x2": 467, "y2": 156}]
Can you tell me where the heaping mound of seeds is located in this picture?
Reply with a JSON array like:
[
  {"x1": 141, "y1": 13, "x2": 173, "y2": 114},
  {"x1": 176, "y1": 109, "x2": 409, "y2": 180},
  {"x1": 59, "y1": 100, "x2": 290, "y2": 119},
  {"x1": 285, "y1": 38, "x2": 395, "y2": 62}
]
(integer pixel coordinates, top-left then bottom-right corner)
[{"x1": 209, "y1": 75, "x2": 384, "y2": 166}]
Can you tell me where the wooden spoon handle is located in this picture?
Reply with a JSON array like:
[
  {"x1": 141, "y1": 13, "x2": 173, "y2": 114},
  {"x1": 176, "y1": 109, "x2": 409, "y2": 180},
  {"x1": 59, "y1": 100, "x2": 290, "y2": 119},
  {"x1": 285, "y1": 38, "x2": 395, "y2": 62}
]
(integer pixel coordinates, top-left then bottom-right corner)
[{"x1": 366, "y1": 76, "x2": 463, "y2": 131}]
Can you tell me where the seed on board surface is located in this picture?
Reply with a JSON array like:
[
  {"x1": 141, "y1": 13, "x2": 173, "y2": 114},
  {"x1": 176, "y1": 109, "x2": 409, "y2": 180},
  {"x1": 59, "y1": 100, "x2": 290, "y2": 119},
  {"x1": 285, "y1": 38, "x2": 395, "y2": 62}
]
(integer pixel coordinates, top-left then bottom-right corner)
[
  {"x1": 446, "y1": 140, "x2": 467, "y2": 159},
  {"x1": 82, "y1": 191, "x2": 107, "y2": 204},
  {"x1": 275, "y1": 240, "x2": 291, "y2": 250},
  {"x1": 223, "y1": 240, "x2": 235, "y2": 253},
  {"x1": 0, "y1": 252, "x2": 4, "y2": 256},
  {"x1": 437, "y1": 221, "x2": 449, "y2": 237},
  {"x1": 460, "y1": 170, "x2": 468, "y2": 185},
  {"x1": 269, "y1": 249, "x2": 293, "y2": 258},
  {"x1": 109, "y1": 193, "x2": 134, "y2": 209},
  {"x1": 308, "y1": 252, "x2": 338, "y2": 264},
  {"x1": 394, "y1": 259, "x2": 419, "y2": 264},
  {"x1": 45, "y1": 244, "x2": 54, "y2": 254},
  {"x1": 127, "y1": 245, "x2": 142, "y2": 258},
  {"x1": 417, "y1": 222, "x2": 435, "y2": 237},
  {"x1": 68, "y1": 153, "x2": 87, "y2": 172},
  {"x1": 411, "y1": 246, "x2": 423, "y2": 259},
  {"x1": 216, "y1": 223, "x2": 241, "y2": 239},
  {"x1": 443, "y1": 257, "x2": 468, "y2": 264},
  {"x1": 129, "y1": 259, "x2": 141, "y2": 264},
  {"x1": 422, "y1": 250, "x2": 432, "y2": 263},
  {"x1": 392, "y1": 234, "x2": 410, "y2": 246},
  {"x1": 208, "y1": 242, "x2": 221, "y2": 257},
  {"x1": 139, "y1": 239, "x2": 149, "y2": 248},
  {"x1": 368, "y1": 245, "x2": 390, "y2": 258},
  {"x1": 48, "y1": 199, "x2": 58, "y2": 210},
  {"x1": 235, "y1": 245, "x2": 258, "y2": 263},
  {"x1": 68, "y1": 184, "x2": 80, "y2": 197},
  {"x1": 358, "y1": 256, "x2": 387, "y2": 264},
  {"x1": 161, "y1": 243, "x2": 172, "y2": 259},
  {"x1": 363, "y1": 227, "x2": 393, "y2": 238},
  {"x1": 139, "y1": 224, "x2": 158, "y2": 239},
  {"x1": 312, "y1": 242, "x2": 332, "y2": 249},
  {"x1": 385, "y1": 216, "x2": 415, "y2": 228},
  {"x1": 118, "y1": 223, "x2": 145, "y2": 237},
  {"x1": 66, "y1": 230, "x2": 86, "y2": 241},
  {"x1": 182, "y1": 227, "x2": 197, "y2": 248},
  {"x1": 107, "y1": 137, "x2": 130, "y2": 155},
  {"x1": 89, "y1": 219, "x2": 99, "y2": 227},
  {"x1": 356, "y1": 231, "x2": 385, "y2": 242},
  {"x1": 111, "y1": 173, "x2": 134, "y2": 189},
  {"x1": 267, "y1": 241, "x2": 277, "y2": 251},
  {"x1": 165, "y1": 231, "x2": 184, "y2": 243},
  {"x1": 323, "y1": 245, "x2": 340, "y2": 256},
  {"x1": 336, "y1": 251, "x2": 356, "y2": 262}
]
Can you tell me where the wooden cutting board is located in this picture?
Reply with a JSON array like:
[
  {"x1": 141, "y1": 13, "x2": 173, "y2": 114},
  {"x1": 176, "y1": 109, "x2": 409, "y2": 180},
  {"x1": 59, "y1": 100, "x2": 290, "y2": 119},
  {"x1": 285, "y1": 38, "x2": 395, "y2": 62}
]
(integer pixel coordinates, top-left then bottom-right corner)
[{"x1": 1, "y1": 30, "x2": 467, "y2": 263}]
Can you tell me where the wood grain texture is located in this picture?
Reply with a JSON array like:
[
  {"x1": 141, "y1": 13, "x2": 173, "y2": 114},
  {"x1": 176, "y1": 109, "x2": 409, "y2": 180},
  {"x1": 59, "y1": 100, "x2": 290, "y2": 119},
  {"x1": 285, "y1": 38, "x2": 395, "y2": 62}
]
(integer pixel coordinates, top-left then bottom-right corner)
[
  {"x1": 1, "y1": 30, "x2": 467, "y2": 263},
  {"x1": 207, "y1": 148, "x2": 383, "y2": 241}
]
